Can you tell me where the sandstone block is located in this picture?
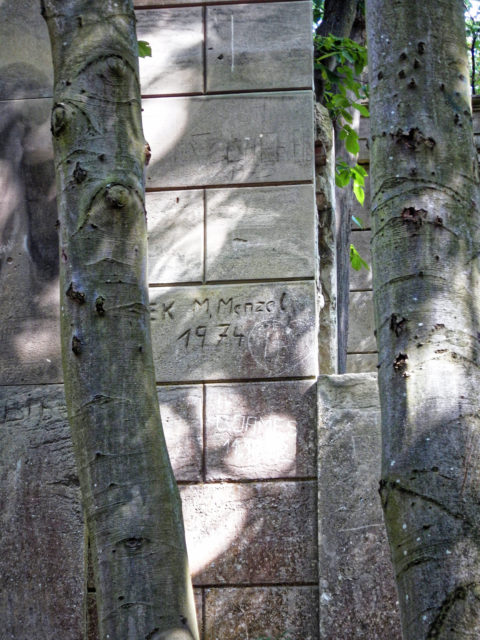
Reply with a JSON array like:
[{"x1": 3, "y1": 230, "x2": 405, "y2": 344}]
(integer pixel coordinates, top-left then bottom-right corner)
[
  {"x1": 347, "y1": 290, "x2": 376, "y2": 353},
  {"x1": 0, "y1": 99, "x2": 61, "y2": 385},
  {"x1": 149, "y1": 282, "x2": 317, "y2": 382},
  {"x1": 205, "y1": 185, "x2": 315, "y2": 281},
  {"x1": 137, "y1": 8, "x2": 204, "y2": 95},
  {"x1": 317, "y1": 374, "x2": 401, "y2": 639},
  {"x1": 147, "y1": 190, "x2": 204, "y2": 284},
  {"x1": 158, "y1": 385, "x2": 203, "y2": 481},
  {"x1": 0, "y1": 385, "x2": 84, "y2": 639},
  {"x1": 346, "y1": 352, "x2": 378, "y2": 373},
  {"x1": 182, "y1": 481, "x2": 317, "y2": 584},
  {"x1": 204, "y1": 586, "x2": 319, "y2": 640},
  {"x1": 143, "y1": 92, "x2": 314, "y2": 188},
  {"x1": 205, "y1": 380, "x2": 316, "y2": 480},
  {"x1": 206, "y1": 2, "x2": 312, "y2": 92}
]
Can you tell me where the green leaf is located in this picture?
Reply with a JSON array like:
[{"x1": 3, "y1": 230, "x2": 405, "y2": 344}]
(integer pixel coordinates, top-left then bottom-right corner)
[
  {"x1": 345, "y1": 130, "x2": 360, "y2": 155},
  {"x1": 353, "y1": 181, "x2": 365, "y2": 205},
  {"x1": 352, "y1": 102, "x2": 370, "y2": 117},
  {"x1": 335, "y1": 171, "x2": 351, "y2": 188},
  {"x1": 350, "y1": 244, "x2": 370, "y2": 271},
  {"x1": 138, "y1": 40, "x2": 152, "y2": 58}
]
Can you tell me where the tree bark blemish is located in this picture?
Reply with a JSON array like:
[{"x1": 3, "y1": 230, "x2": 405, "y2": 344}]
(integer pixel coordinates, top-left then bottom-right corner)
[
  {"x1": 95, "y1": 296, "x2": 106, "y2": 316},
  {"x1": 393, "y1": 128, "x2": 436, "y2": 150},
  {"x1": 398, "y1": 69, "x2": 406, "y2": 79},
  {"x1": 393, "y1": 353, "x2": 408, "y2": 371},
  {"x1": 417, "y1": 42, "x2": 426, "y2": 54},
  {"x1": 66, "y1": 282, "x2": 86, "y2": 304},
  {"x1": 73, "y1": 162, "x2": 87, "y2": 184},
  {"x1": 390, "y1": 313, "x2": 408, "y2": 336},
  {"x1": 105, "y1": 184, "x2": 130, "y2": 209},
  {"x1": 144, "y1": 143, "x2": 151, "y2": 166},
  {"x1": 71, "y1": 335, "x2": 82, "y2": 355},
  {"x1": 399, "y1": 52, "x2": 408, "y2": 61},
  {"x1": 106, "y1": 56, "x2": 127, "y2": 78},
  {"x1": 413, "y1": 58, "x2": 421, "y2": 69},
  {"x1": 401, "y1": 207, "x2": 427, "y2": 228},
  {"x1": 51, "y1": 104, "x2": 68, "y2": 137},
  {"x1": 408, "y1": 78, "x2": 417, "y2": 89}
]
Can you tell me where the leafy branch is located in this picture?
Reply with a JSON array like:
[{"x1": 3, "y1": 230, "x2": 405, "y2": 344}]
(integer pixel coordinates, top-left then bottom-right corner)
[{"x1": 314, "y1": 32, "x2": 370, "y2": 270}]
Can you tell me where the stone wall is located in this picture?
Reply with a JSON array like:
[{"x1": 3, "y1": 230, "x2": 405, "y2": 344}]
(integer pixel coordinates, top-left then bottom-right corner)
[{"x1": 0, "y1": 1, "x2": 320, "y2": 638}]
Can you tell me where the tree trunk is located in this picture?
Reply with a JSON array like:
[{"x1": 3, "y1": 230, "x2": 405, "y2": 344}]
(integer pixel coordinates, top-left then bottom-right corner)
[
  {"x1": 366, "y1": 1, "x2": 480, "y2": 637},
  {"x1": 41, "y1": 2, "x2": 199, "y2": 639},
  {"x1": 316, "y1": 0, "x2": 361, "y2": 372}
]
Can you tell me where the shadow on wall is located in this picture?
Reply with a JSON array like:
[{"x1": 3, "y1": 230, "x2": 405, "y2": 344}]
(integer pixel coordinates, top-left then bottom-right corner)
[{"x1": 0, "y1": 4, "x2": 388, "y2": 640}]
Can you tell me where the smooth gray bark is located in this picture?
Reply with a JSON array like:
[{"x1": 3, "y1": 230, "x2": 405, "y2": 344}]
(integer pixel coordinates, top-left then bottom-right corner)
[
  {"x1": 41, "y1": 1, "x2": 199, "y2": 638},
  {"x1": 366, "y1": 0, "x2": 480, "y2": 637}
]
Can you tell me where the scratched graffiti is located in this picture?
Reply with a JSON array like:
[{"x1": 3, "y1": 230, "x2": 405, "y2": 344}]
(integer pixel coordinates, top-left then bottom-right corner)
[{"x1": 149, "y1": 282, "x2": 316, "y2": 382}]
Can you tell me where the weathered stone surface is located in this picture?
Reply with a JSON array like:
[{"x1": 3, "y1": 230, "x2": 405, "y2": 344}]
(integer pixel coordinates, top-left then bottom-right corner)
[
  {"x1": 317, "y1": 374, "x2": 401, "y2": 639},
  {"x1": 149, "y1": 282, "x2": 317, "y2": 382},
  {"x1": 347, "y1": 290, "x2": 376, "y2": 353},
  {"x1": 346, "y1": 352, "x2": 378, "y2": 373},
  {"x1": 350, "y1": 230, "x2": 372, "y2": 290},
  {"x1": 143, "y1": 92, "x2": 314, "y2": 188},
  {"x1": 0, "y1": 0, "x2": 53, "y2": 99},
  {"x1": 316, "y1": 102, "x2": 337, "y2": 374},
  {"x1": 147, "y1": 190, "x2": 204, "y2": 284},
  {"x1": 205, "y1": 380, "x2": 316, "y2": 480},
  {"x1": 0, "y1": 99, "x2": 61, "y2": 385},
  {"x1": 206, "y1": 2, "x2": 312, "y2": 92},
  {"x1": 158, "y1": 385, "x2": 203, "y2": 481},
  {"x1": 137, "y1": 8, "x2": 204, "y2": 95},
  {"x1": 182, "y1": 481, "x2": 317, "y2": 584},
  {"x1": 0, "y1": 385, "x2": 84, "y2": 639},
  {"x1": 204, "y1": 586, "x2": 319, "y2": 640},
  {"x1": 206, "y1": 185, "x2": 315, "y2": 281}
]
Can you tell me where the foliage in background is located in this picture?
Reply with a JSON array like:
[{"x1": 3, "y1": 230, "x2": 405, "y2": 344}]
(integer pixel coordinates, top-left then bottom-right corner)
[
  {"x1": 314, "y1": 32, "x2": 369, "y2": 207},
  {"x1": 138, "y1": 40, "x2": 152, "y2": 58},
  {"x1": 465, "y1": 1, "x2": 480, "y2": 94}
]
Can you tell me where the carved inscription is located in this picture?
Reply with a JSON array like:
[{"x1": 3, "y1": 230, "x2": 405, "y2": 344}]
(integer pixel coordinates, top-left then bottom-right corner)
[
  {"x1": 149, "y1": 283, "x2": 316, "y2": 381},
  {"x1": 215, "y1": 413, "x2": 296, "y2": 455},
  {"x1": 144, "y1": 93, "x2": 314, "y2": 187}
]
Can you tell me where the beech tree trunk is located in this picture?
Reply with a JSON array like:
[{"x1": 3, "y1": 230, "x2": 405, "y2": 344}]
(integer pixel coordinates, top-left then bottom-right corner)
[
  {"x1": 41, "y1": 2, "x2": 199, "y2": 639},
  {"x1": 366, "y1": 1, "x2": 480, "y2": 637}
]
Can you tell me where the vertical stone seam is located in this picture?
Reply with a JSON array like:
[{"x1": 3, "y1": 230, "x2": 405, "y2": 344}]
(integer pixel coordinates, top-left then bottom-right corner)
[
  {"x1": 201, "y1": 383, "x2": 207, "y2": 482},
  {"x1": 202, "y1": 188, "x2": 207, "y2": 284},
  {"x1": 202, "y1": 5, "x2": 207, "y2": 94}
]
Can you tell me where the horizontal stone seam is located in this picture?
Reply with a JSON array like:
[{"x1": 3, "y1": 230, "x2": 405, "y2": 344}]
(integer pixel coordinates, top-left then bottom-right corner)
[
  {"x1": 149, "y1": 276, "x2": 315, "y2": 288},
  {"x1": 177, "y1": 477, "x2": 317, "y2": 485},
  {"x1": 142, "y1": 87, "x2": 313, "y2": 100},
  {"x1": 134, "y1": 0, "x2": 310, "y2": 10},
  {"x1": 145, "y1": 179, "x2": 313, "y2": 192},
  {"x1": 193, "y1": 581, "x2": 319, "y2": 589},
  {"x1": 154, "y1": 375, "x2": 317, "y2": 385},
  {"x1": 346, "y1": 350, "x2": 378, "y2": 355},
  {"x1": 0, "y1": 375, "x2": 318, "y2": 388}
]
